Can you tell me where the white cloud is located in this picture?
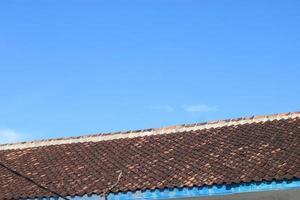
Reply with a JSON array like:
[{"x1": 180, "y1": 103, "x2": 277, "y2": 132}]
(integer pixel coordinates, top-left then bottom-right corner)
[
  {"x1": 184, "y1": 104, "x2": 218, "y2": 113},
  {"x1": 0, "y1": 129, "x2": 24, "y2": 144}
]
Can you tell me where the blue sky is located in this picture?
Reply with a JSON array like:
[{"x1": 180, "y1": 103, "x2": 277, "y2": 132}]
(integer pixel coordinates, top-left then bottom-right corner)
[{"x1": 0, "y1": 0, "x2": 300, "y2": 144}]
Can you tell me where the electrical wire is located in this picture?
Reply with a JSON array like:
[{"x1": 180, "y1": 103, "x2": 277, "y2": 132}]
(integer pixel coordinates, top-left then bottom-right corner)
[
  {"x1": 0, "y1": 160, "x2": 70, "y2": 200},
  {"x1": 103, "y1": 171, "x2": 123, "y2": 200},
  {"x1": 0, "y1": 159, "x2": 122, "y2": 200}
]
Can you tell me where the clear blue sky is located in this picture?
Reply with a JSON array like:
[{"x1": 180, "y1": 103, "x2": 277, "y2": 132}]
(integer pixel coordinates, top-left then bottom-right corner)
[{"x1": 0, "y1": 0, "x2": 300, "y2": 144}]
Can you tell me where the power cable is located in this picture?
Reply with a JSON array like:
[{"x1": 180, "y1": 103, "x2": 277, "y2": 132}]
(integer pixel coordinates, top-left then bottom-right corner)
[
  {"x1": 0, "y1": 160, "x2": 70, "y2": 200},
  {"x1": 103, "y1": 171, "x2": 123, "y2": 200}
]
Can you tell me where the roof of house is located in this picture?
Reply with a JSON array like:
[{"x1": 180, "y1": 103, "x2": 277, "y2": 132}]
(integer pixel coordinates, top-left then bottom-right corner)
[{"x1": 0, "y1": 112, "x2": 300, "y2": 200}]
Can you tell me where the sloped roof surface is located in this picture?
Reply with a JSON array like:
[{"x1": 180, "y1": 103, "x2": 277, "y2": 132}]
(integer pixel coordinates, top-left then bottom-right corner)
[{"x1": 0, "y1": 112, "x2": 300, "y2": 199}]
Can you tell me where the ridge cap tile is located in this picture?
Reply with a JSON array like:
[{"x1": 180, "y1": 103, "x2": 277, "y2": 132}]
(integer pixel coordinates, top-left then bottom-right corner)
[{"x1": 0, "y1": 111, "x2": 299, "y2": 150}]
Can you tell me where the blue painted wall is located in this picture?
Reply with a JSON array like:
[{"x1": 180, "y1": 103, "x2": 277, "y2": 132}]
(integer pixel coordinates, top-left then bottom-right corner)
[{"x1": 30, "y1": 179, "x2": 300, "y2": 200}]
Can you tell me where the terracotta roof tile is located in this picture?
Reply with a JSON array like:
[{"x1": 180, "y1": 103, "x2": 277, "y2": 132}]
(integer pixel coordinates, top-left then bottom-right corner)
[{"x1": 0, "y1": 112, "x2": 300, "y2": 199}]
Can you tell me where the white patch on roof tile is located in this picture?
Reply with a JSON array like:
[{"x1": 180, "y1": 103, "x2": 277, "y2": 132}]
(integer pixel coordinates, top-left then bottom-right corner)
[{"x1": 0, "y1": 112, "x2": 299, "y2": 150}]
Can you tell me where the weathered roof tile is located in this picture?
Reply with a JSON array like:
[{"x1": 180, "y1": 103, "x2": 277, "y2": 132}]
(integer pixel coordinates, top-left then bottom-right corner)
[{"x1": 0, "y1": 112, "x2": 300, "y2": 199}]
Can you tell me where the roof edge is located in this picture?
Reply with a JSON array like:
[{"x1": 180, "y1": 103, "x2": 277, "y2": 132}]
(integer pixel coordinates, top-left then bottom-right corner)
[
  {"x1": 1, "y1": 111, "x2": 300, "y2": 150},
  {"x1": 21, "y1": 179, "x2": 300, "y2": 200}
]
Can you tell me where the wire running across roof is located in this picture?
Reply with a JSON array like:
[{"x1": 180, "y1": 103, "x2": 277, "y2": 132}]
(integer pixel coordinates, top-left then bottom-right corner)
[{"x1": 0, "y1": 112, "x2": 300, "y2": 199}]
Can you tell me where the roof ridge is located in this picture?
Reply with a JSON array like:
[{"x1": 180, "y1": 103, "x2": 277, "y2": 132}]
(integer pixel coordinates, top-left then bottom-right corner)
[{"x1": 1, "y1": 111, "x2": 300, "y2": 150}]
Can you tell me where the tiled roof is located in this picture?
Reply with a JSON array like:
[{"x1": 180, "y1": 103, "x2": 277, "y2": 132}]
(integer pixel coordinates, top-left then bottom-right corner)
[{"x1": 0, "y1": 112, "x2": 300, "y2": 199}]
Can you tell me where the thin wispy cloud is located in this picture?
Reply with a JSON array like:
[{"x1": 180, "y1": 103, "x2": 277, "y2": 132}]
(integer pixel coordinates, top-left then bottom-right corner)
[
  {"x1": 184, "y1": 104, "x2": 218, "y2": 113},
  {"x1": 150, "y1": 105, "x2": 175, "y2": 113},
  {"x1": 0, "y1": 129, "x2": 24, "y2": 144}
]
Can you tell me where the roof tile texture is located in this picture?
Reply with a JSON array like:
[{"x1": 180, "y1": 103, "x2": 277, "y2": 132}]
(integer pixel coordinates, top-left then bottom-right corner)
[{"x1": 0, "y1": 117, "x2": 300, "y2": 199}]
